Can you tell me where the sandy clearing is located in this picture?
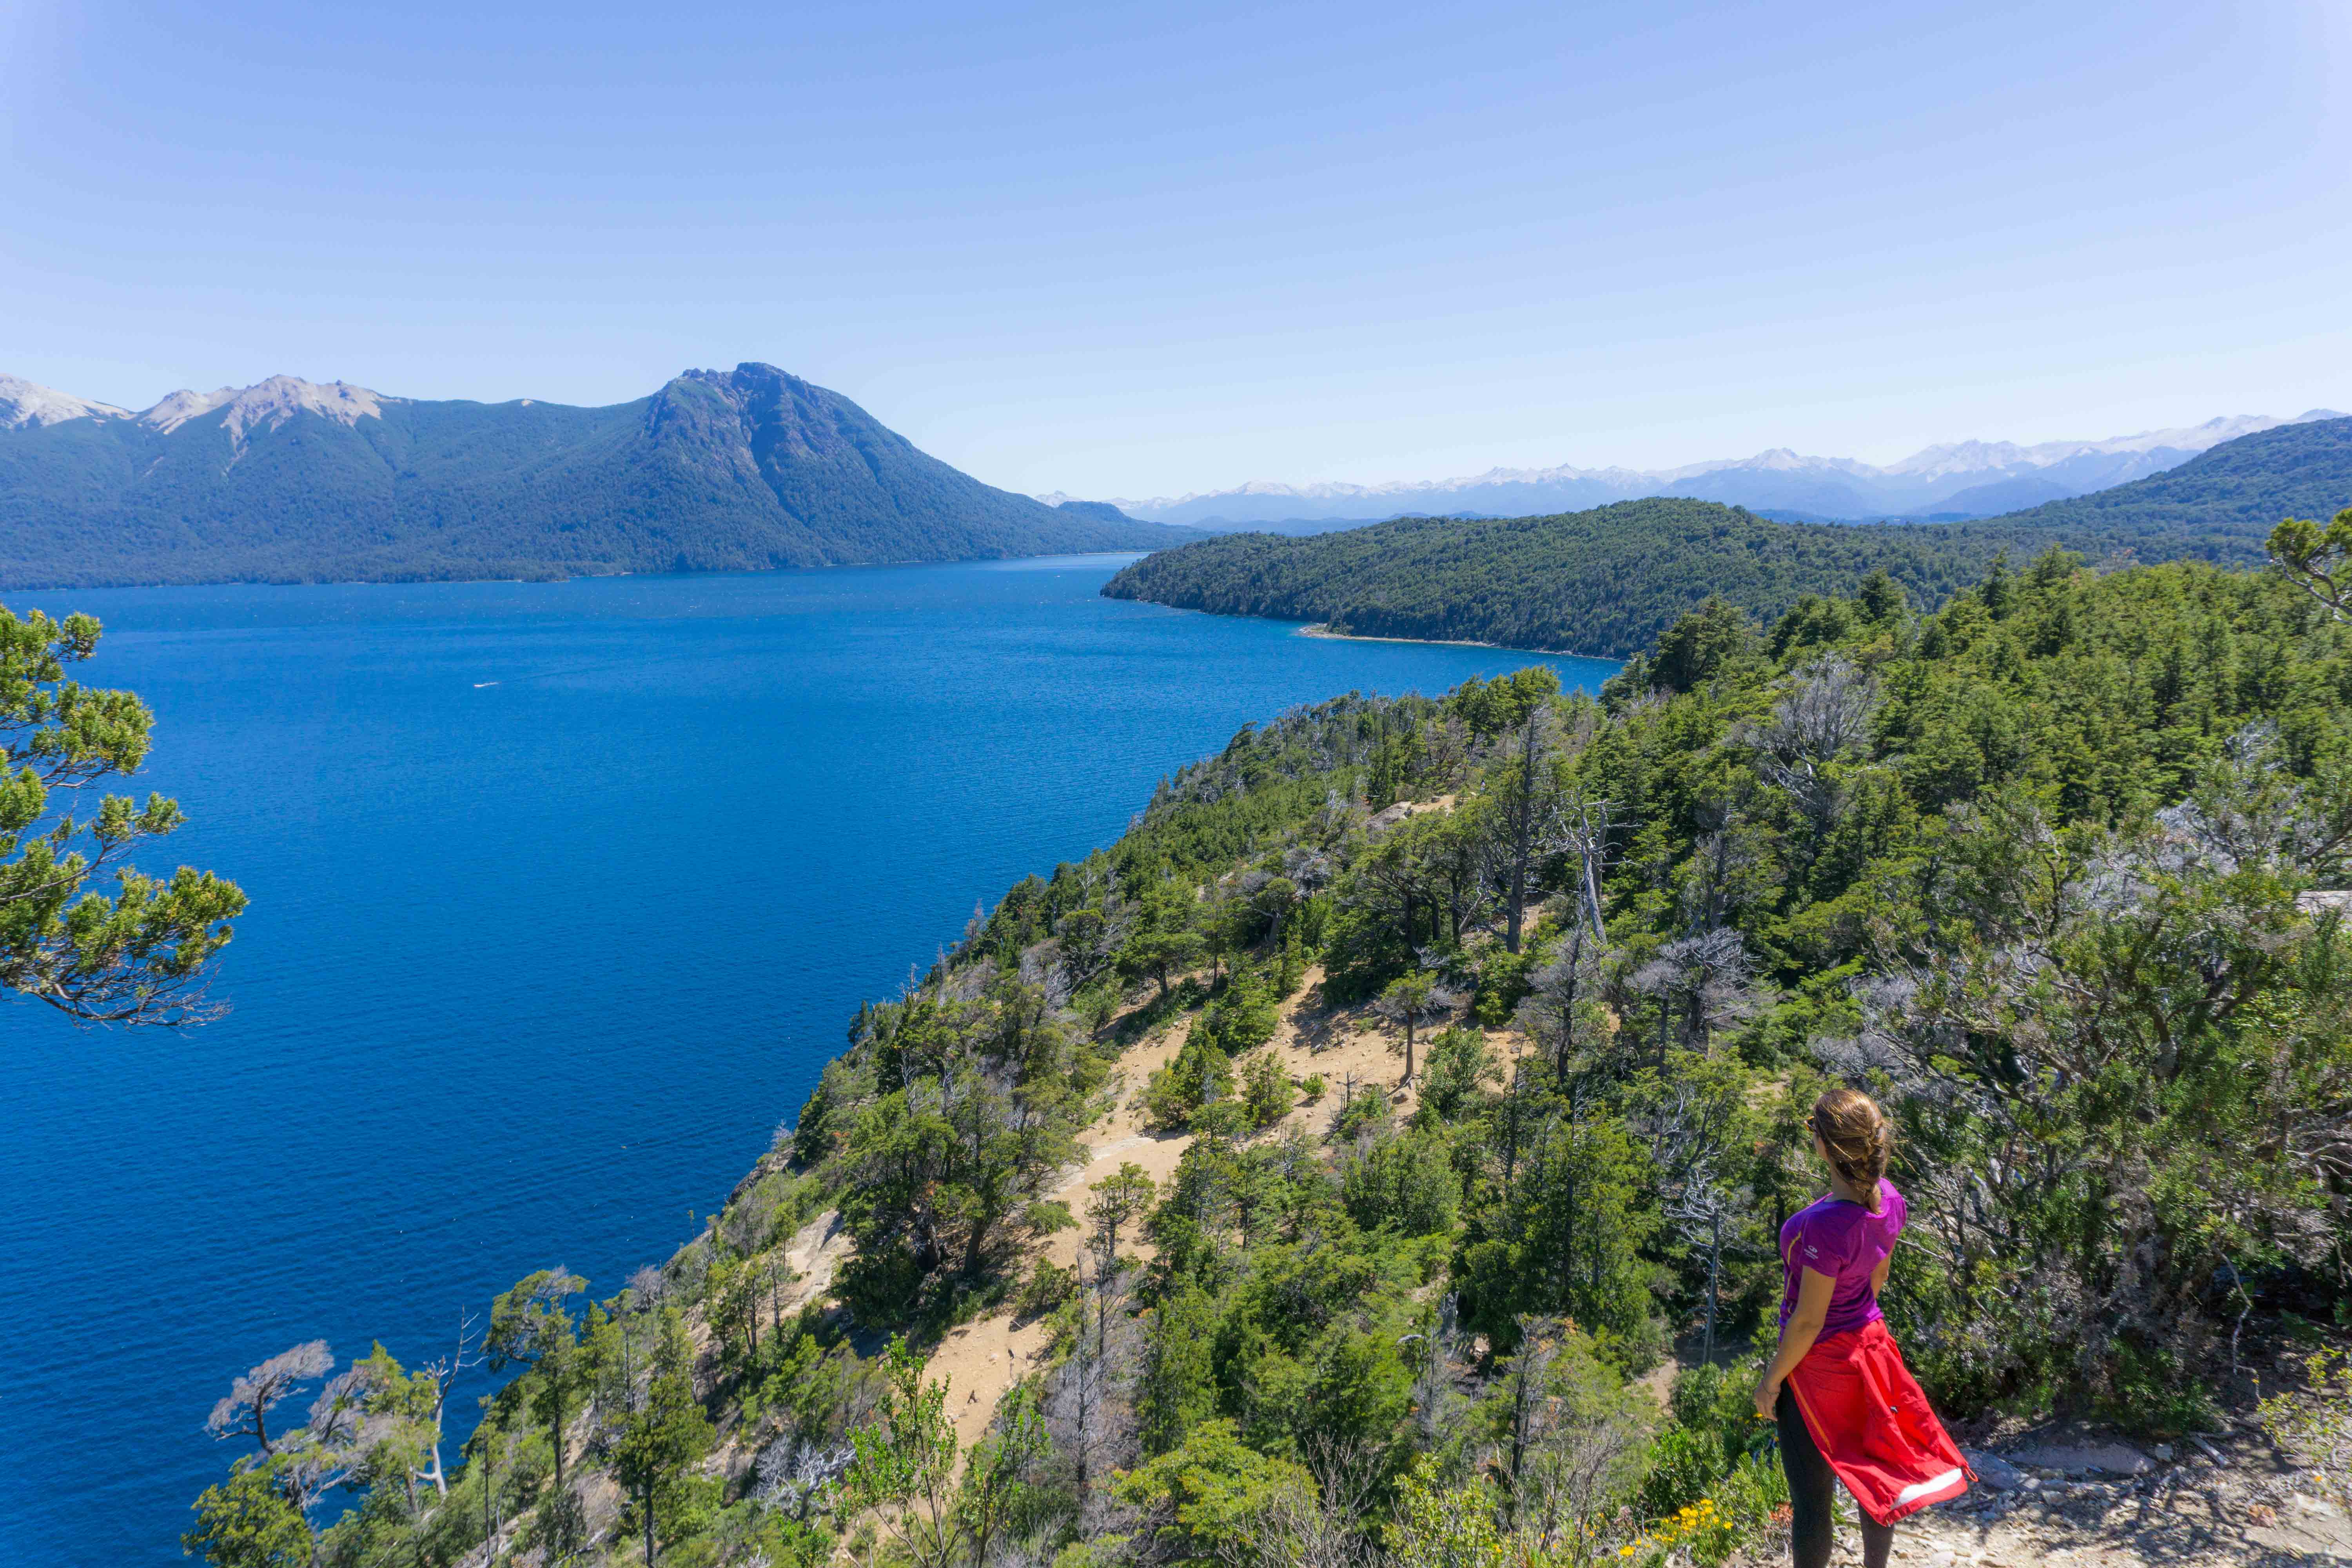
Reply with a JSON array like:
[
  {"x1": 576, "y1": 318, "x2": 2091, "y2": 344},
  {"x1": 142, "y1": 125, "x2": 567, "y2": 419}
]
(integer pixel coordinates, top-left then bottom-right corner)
[
  {"x1": 910, "y1": 872, "x2": 1541, "y2": 1456},
  {"x1": 781, "y1": 1208, "x2": 853, "y2": 1308},
  {"x1": 915, "y1": 1014, "x2": 1202, "y2": 1449},
  {"x1": 929, "y1": 1311, "x2": 1061, "y2": 1452},
  {"x1": 919, "y1": 961, "x2": 1467, "y2": 1443}
]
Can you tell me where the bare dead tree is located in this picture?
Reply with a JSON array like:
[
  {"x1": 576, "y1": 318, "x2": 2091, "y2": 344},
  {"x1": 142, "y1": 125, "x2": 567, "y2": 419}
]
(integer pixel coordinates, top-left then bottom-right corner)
[
  {"x1": 1042, "y1": 1269, "x2": 1143, "y2": 1535},
  {"x1": 1486, "y1": 1316, "x2": 1651, "y2": 1552},
  {"x1": 1210, "y1": 1431, "x2": 1383, "y2": 1568},
  {"x1": 209, "y1": 1341, "x2": 335, "y2": 1454},
  {"x1": 1068, "y1": 1161, "x2": 1152, "y2": 1499},
  {"x1": 1515, "y1": 924, "x2": 1611, "y2": 1093},
  {"x1": 1649, "y1": 1085, "x2": 1749, "y2": 1365},
  {"x1": 1628, "y1": 926, "x2": 1763, "y2": 1062},
  {"x1": 1753, "y1": 653, "x2": 1877, "y2": 843},
  {"x1": 206, "y1": 1341, "x2": 370, "y2": 1564},
  {"x1": 1405, "y1": 1293, "x2": 1466, "y2": 1452},
  {"x1": 401, "y1": 1308, "x2": 483, "y2": 1498},
  {"x1": 1552, "y1": 789, "x2": 1614, "y2": 941},
  {"x1": 752, "y1": 1433, "x2": 854, "y2": 1521},
  {"x1": 2154, "y1": 721, "x2": 2352, "y2": 885},
  {"x1": 1489, "y1": 1315, "x2": 1563, "y2": 1524},
  {"x1": 625, "y1": 1264, "x2": 668, "y2": 1310},
  {"x1": 1489, "y1": 705, "x2": 1567, "y2": 953}
]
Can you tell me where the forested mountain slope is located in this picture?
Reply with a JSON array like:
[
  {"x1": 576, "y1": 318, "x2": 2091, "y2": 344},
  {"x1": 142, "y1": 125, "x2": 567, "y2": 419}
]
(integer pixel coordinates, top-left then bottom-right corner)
[
  {"x1": 1980, "y1": 412, "x2": 2352, "y2": 548},
  {"x1": 0, "y1": 365, "x2": 1185, "y2": 587},
  {"x1": 1103, "y1": 497, "x2": 2004, "y2": 655},
  {"x1": 189, "y1": 550, "x2": 2352, "y2": 1568},
  {"x1": 1102, "y1": 418, "x2": 2352, "y2": 656}
]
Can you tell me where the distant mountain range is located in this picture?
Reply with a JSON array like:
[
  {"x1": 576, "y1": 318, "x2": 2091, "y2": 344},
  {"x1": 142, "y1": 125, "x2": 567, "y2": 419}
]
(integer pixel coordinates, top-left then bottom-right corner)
[
  {"x1": 1103, "y1": 414, "x2": 2352, "y2": 658},
  {"x1": 1064, "y1": 410, "x2": 2346, "y2": 527},
  {"x1": 0, "y1": 366, "x2": 1185, "y2": 589}
]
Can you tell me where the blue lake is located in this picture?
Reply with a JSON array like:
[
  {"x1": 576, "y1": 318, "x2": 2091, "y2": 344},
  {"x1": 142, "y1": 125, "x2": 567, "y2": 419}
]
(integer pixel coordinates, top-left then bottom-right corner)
[{"x1": 0, "y1": 555, "x2": 1615, "y2": 1564}]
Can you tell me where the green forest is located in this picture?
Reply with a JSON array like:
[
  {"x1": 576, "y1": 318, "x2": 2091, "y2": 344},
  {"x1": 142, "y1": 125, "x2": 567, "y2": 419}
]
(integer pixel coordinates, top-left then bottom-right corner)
[
  {"x1": 188, "y1": 534, "x2": 2352, "y2": 1566},
  {"x1": 1102, "y1": 417, "x2": 2352, "y2": 659},
  {"x1": 1102, "y1": 498, "x2": 2005, "y2": 658}
]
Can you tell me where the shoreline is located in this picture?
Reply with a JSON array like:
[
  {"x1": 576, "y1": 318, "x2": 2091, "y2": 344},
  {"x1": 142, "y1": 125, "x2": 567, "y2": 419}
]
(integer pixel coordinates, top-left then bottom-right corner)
[{"x1": 1295, "y1": 621, "x2": 1612, "y2": 662}]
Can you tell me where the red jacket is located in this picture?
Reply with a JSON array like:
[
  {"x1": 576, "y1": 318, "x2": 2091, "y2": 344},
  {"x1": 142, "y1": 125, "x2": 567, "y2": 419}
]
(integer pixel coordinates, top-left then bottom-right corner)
[{"x1": 1785, "y1": 1320, "x2": 1973, "y2": 1525}]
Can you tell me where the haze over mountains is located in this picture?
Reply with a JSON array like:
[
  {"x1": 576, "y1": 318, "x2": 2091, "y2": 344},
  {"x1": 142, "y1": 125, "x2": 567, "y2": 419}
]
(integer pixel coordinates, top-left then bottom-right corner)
[
  {"x1": 0, "y1": 365, "x2": 1186, "y2": 588},
  {"x1": 1076, "y1": 410, "x2": 2345, "y2": 528}
]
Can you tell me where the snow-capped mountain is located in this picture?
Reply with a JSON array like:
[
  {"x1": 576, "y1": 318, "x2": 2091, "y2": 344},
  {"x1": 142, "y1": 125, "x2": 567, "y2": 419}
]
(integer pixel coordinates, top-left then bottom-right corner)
[
  {"x1": 0, "y1": 372, "x2": 388, "y2": 443},
  {"x1": 0, "y1": 374, "x2": 130, "y2": 430},
  {"x1": 1090, "y1": 411, "x2": 2347, "y2": 527}
]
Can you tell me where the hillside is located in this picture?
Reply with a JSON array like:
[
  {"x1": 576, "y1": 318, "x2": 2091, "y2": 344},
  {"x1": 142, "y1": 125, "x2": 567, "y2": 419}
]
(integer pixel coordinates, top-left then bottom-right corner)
[
  {"x1": 187, "y1": 558, "x2": 2352, "y2": 1568},
  {"x1": 0, "y1": 365, "x2": 1186, "y2": 588},
  {"x1": 1976, "y1": 411, "x2": 2352, "y2": 550},
  {"x1": 1103, "y1": 418, "x2": 2352, "y2": 655},
  {"x1": 1102, "y1": 497, "x2": 2004, "y2": 656}
]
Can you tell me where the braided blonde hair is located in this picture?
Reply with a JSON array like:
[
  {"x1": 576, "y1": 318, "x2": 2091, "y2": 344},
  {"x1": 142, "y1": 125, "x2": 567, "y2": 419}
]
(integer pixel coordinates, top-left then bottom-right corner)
[{"x1": 1811, "y1": 1087, "x2": 1892, "y2": 1211}]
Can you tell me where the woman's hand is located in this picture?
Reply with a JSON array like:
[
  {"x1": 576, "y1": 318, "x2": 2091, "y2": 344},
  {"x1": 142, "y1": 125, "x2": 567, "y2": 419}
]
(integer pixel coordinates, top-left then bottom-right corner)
[{"x1": 1753, "y1": 1371, "x2": 1781, "y2": 1421}]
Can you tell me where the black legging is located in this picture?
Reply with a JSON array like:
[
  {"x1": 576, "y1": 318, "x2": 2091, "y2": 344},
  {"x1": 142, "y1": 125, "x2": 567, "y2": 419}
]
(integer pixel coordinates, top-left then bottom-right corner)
[{"x1": 1777, "y1": 1386, "x2": 1893, "y2": 1568}]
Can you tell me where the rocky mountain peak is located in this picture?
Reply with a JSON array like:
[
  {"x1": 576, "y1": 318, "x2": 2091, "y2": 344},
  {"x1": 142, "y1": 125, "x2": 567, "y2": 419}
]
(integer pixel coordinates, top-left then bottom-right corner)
[
  {"x1": 139, "y1": 376, "x2": 388, "y2": 444},
  {"x1": 0, "y1": 374, "x2": 130, "y2": 430}
]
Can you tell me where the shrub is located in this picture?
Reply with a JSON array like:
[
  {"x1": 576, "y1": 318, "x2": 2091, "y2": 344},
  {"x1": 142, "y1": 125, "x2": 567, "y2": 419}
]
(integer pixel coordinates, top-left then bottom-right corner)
[
  {"x1": 1341, "y1": 1128, "x2": 1458, "y2": 1237},
  {"x1": 1239, "y1": 1049, "x2": 1295, "y2": 1127},
  {"x1": 2259, "y1": 1347, "x2": 2352, "y2": 1504},
  {"x1": 1016, "y1": 1259, "x2": 1077, "y2": 1319},
  {"x1": 1196, "y1": 968, "x2": 1279, "y2": 1056},
  {"x1": 1145, "y1": 1031, "x2": 1233, "y2": 1131},
  {"x1": 1417, "y1": 1026, "x2": 1497, "y2": 1119},
  {"x1": 1326, "y1": 1085, "x2": 1393, "y2": 1145}
]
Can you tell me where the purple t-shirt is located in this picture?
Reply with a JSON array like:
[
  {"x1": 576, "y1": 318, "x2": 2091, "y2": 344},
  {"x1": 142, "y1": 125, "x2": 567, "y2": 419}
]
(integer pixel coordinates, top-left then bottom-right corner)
[{"x1": 1778, "y1": 1180, "x2": 1906, "y2": 1338}]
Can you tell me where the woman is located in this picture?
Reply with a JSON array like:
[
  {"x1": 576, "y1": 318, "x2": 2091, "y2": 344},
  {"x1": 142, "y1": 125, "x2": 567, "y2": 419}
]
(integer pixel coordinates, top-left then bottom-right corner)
[{"x1": 1753, "y1": 1089, "x2": 1970, "y2": 1568}]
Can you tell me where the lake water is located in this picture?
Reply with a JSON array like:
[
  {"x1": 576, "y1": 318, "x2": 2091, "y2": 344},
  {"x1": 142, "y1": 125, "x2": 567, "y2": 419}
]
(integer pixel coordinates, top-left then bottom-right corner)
[{"x1": 0, "y1": 556, "x2": 1614, "y2": 1564}]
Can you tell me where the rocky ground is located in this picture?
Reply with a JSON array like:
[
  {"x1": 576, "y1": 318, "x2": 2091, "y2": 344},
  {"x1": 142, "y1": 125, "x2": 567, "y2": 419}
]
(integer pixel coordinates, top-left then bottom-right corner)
[{"x1": 1748, "y1": 1419, "x2": 2352, "y2": 1567}]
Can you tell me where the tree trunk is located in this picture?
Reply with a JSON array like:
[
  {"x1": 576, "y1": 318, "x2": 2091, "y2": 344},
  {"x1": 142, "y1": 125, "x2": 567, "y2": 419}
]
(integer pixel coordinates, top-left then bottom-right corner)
[
  {"x1": 1703, "y1": 1213, "x2": 1721, "y2": 1365},
  {"x1": 1581, "y1": 819, "x2": 1606, "y2": 940},
  {"x1": 1506, "y1": 854, "x2": 1528, "y2": 953},
  {"x1": 644, "y1": 1486, "x2": 657, "y2": 1568},
  {"x1": 1505, "y1": 710, "x2": 1543, "y2": 953}
]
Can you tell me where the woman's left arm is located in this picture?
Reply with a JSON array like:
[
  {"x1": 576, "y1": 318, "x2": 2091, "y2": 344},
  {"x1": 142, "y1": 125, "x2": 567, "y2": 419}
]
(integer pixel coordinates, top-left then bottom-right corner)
[
  {"x1": 1870, "y1": 1247, "x2": 1893, "y2": 1296},
  {"x1": 1755, "y1": 1266, "x2": 1837, "y2": 1418}
]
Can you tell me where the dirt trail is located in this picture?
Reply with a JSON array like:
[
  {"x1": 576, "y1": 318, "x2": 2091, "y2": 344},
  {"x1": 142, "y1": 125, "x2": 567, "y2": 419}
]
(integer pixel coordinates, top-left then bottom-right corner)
[{"x1": 926, "y1": 962, "x2": 1468, "y2": 1450}]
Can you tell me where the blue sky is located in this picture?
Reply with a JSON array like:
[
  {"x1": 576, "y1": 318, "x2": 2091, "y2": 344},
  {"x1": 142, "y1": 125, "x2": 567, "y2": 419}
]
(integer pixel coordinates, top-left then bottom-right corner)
[{"x1": 3, "y1": 0, "x2": 2345, "y2": 497}]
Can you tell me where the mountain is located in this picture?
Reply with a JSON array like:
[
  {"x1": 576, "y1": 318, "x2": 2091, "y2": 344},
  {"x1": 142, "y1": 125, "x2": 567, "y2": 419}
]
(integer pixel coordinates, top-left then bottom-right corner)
[
  {"x1": 1087, "y1": 410, "x2": 2344, "y2": 526},
  {"x1": 1969, "y1": 414, "x2": 2352, "y2": 555},
  {"x1": 0, "y1": 365, "x2": 1186, "y2": 588},
  {"x1": 0, "y1": 373, "x2": 129, "y2": 429},
  {"x1": 1101, "y1": 417, "x2": 2352, "y2": 656},
  {"x1": 1927, "y1": 474, "x2": 2075, "y2": 516}
]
